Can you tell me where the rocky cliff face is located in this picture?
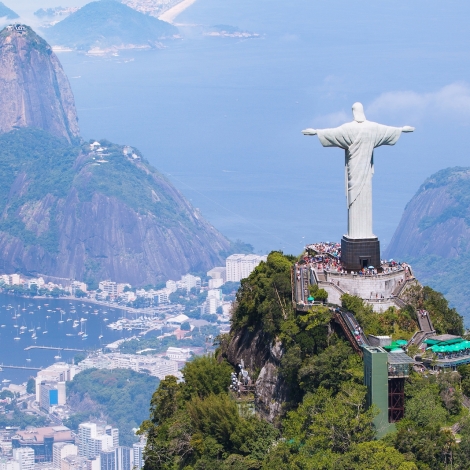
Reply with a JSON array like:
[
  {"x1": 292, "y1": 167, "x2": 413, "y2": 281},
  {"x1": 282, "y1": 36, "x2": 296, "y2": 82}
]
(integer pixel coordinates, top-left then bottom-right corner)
[
  {"x1": 385, "y1": 167, "x2": 470, "y2": 260},
  {"x1": 0, "y1": 130, "x2": 230, "y2": 285},
  {"x1": 221, "y1": 328, "x2": 289, "y2": 423},
  {"x1": 0, "y1": 25, "x2": 79, "y2": 143}
]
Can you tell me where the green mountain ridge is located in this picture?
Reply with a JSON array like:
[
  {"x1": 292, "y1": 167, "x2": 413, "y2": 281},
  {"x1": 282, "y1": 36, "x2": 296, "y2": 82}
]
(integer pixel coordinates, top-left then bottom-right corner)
[
  {"x1": 0, "y1": 128, "x2": 230, "y2": 285},
  {"x1": 44, "y1": 1, "x2": 178, "y2": 50}
]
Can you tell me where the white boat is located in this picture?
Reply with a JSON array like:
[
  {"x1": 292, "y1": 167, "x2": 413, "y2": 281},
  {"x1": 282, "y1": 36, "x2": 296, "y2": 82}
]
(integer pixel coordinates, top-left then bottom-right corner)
[
  {"x1": 80, "y1": 318, "x2": 87, "y2": 322},
  {"x1": 66, "y1": 333, "x2": 74, "y2": 336},
  {"x1": 0, "y1": 325, "x2": 5, "y2": 328},
  {"x1": 82, "y1": 334, "x2": 88, "y2": 339},
  {"x1": 14, "y1": 337, "x2": 20, "y2": 341},
  {"x1": 98, "y1": 334, "x2": 103, "y2": 339},
  {"x1": 26, "y1": 358, "x2": 31, "y2": 362},
  {"x1": 73, "y1": 321, "x2": 79, "y2": 328},
  {"x1": 43, "y1": 331, "x2": 48, "y2": 334}
]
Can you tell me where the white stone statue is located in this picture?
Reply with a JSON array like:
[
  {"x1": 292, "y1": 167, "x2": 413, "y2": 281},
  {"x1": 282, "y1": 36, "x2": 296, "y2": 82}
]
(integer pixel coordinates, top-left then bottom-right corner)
[{"x1": 302, "y1": 102, "x2": 414, "y2": 239}]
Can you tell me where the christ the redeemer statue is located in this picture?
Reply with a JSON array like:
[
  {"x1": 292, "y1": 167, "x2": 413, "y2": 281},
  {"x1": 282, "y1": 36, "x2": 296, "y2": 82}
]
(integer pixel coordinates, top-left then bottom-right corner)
[{"x1": 302, "y1": 102, "x2": 414, "y2": 240}]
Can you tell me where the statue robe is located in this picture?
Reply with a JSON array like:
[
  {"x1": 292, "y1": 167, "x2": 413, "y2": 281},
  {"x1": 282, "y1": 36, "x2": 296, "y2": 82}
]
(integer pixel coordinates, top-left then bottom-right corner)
[{"x1": 317, "y1": 120, "x2": 402, "y2": 239}]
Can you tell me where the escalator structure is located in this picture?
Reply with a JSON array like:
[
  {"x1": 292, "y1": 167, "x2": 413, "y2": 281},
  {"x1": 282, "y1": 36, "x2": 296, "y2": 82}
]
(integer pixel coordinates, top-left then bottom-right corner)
[{"x1": 332, "y1": 306, "x2": 369, "y2": 356}]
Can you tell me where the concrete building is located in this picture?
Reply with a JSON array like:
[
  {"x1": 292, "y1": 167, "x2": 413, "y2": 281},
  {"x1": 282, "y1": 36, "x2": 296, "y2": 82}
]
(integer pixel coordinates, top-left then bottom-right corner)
[
  {"x1": 114, "y1": 448, "x2": 132, "y2": 470},
  {"x1": 180, "y1": 274, "x2": 201, "y2": 292},
  {"x1": 70, "y1": 281, "x2": 87, "y2": 295},
  {"x1": 203, "y1": 297, "x2": 219, "y2": 315},
  {"x1": 99, "y1": 451, "x2": 114, "y2": 470},
  {"x1": 12, "y1": 448, "x2": 34, "y2": 470},
  {"x1": 226, "y1": 255, "x2": 267, "y2": 282},
  {"x1": 78, "y1": 424, "x2": 116, "y2": 459},
  {"x1": 166, "y1": 347, "x2": 191, "y2": 362},
  {"x1": 207, "y1": 267, "x2": 226, "y2": 283},
  {"x1": 98, "y1": 282, "x2": 118, "y2": 299},
  {"x1": 35, "y1": 364, "x2": 77, "y2": 403},
  {"x1": 132, "y1": 443, "x2": 144, "y2": 470},
  {"x1": 12, "y1": 427, "x2": 73, "y2": 463},
  {"x1": 39, "y1": 381, "x2": 66, "y2": 411},
  {"x1": 0, "y1": 458, "x2": 20, "y2": 470},
  {"x1": 9, "y1": 274, "x2": 21, "y2": 286},
  {"x1": 53, "y1": 444, "x2": 77, "y2": 469},
  {"x1": 165, "y1": 280, "x2": 177, "y2": 293},
  {"x1": 61, "y1": 456, "x2": 88, "y2": 470},
  {"x1": 208, "y1": 278, "x2": 223, "y2": 289}
]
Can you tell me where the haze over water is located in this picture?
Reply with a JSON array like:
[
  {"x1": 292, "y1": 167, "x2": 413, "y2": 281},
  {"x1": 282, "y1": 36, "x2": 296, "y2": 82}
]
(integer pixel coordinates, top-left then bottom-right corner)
[{"x1": 10, "y1": 0, "x2": 470, "y2": 256}]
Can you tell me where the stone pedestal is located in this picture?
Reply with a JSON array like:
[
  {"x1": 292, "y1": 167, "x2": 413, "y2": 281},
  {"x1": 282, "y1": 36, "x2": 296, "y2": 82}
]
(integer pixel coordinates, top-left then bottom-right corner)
[{"x1": 341, "y1": 236, "x2": 380, "y2": 271}]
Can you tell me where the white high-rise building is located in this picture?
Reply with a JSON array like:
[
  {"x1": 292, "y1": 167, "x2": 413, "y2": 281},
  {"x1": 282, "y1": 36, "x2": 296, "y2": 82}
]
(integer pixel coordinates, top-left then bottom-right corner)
[
  {"x1": 180, "y1": 274, "x2": 201, "y2": 292},
  {"x1": 226, "y1": 254, "x2": 267, "y2": 282},
  {"x1": 207, "y1": 267, "x2": 226, "y2": 282},
  {"x1": 132, "y1": 443, "x2": 144, "y2": 470},
  {"x1": 78, "y1": 423, "x2": 116, "y2": 459},
  {"x1": 115, "y1": 447, "x2": 132, "y2": 470},
  {"x1": 53, "y1": 443, "x2": 78, "y2": 469},
  {"x1": 12, "y1": 448, "x2": 34, "y2": 470}
]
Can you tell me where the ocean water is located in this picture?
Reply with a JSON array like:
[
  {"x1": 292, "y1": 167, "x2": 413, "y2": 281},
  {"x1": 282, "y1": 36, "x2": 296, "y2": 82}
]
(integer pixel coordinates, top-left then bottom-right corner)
[
  {"x1": 52, "y1": 0, "x2": 470, "y2": 256},
  {"x1": 0, "y1": 295, "x2": 134, "y2": 383}
]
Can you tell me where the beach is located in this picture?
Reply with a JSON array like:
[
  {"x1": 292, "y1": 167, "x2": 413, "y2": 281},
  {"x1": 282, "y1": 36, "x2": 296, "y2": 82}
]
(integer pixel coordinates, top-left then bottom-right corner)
[{"x1": 158, "y1": 0, "x2": 198, "y2": 23}]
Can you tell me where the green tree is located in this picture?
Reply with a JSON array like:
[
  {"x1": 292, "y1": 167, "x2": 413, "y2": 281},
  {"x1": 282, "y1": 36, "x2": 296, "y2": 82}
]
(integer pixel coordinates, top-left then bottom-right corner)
[
  {"x1": 26, "y1": 378, "x2": 35, "y2": 394},
  {"x1": 334, "y1": 441, "x2": 418, "y2": 469},
  {"x1": 182, "y1": 355, "x2": 232, "y2": 399},
  {"x1": 283, "y1": 383, "x2": 376, "y2": 455}
]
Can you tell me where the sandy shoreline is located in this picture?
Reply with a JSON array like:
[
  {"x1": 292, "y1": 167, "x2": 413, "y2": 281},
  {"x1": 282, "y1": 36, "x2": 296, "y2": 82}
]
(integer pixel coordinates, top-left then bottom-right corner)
[{"x1": 158, "y1": 0, "x2": 198, "y2": 23}]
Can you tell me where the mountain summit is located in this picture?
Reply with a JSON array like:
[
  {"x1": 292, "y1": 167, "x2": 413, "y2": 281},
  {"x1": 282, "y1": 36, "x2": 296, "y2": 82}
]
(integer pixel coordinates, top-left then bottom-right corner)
[
  {"x1": 45, "y1": 1, "x2": 177, "y2": 51},
  {"x1": 0, "y1": 27, "x2": 230, "y2": 285},
  {"x1": 0, "y1": 25, "x2": 79, "y2": 143}
]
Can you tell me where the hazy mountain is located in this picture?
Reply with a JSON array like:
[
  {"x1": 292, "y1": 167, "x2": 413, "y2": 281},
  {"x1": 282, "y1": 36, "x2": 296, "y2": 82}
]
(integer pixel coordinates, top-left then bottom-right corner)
[
  {"x1": 386, "y1": 167, "x2": 470, "y2": 317},
  {"x1": 0, "y1": 25, "x2": 79, "y2": 143},
  {"x1": 0, "y1": 2, "x2": 18, "y2": 19},
  {"x1": 0, "y1": 26, "x2": 230, "y2": 286},
  {"x1": 44, "y1": 1, "x2": 177, "y2": 51}
]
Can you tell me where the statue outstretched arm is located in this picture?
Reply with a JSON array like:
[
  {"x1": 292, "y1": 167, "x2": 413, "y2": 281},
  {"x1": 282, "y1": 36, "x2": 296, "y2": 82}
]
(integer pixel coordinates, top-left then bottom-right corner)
[
  {"x1": 302, "y1": 128, "x2": 317, "y2": 135},
  {"x1": 402, "y1": 126, "x2": 414, "y2": 133}
]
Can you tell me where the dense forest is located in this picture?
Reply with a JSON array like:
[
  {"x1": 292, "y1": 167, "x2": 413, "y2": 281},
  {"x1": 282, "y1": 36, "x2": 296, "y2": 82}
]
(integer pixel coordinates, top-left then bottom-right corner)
[{"x1": 140, "y1": 251, "x2": 470, "y2": 469}]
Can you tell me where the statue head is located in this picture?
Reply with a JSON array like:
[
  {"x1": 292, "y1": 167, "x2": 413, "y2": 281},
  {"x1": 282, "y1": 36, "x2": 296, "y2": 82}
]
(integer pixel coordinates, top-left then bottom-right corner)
[{"x1": 352, "y1": 102, "x2": 366, "y2": 123}]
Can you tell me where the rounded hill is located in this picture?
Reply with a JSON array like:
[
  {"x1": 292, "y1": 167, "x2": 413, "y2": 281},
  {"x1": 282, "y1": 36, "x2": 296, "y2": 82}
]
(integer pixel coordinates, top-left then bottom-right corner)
[{"x1": 44, "y1": 0, "x2": 178, "y2": 51}]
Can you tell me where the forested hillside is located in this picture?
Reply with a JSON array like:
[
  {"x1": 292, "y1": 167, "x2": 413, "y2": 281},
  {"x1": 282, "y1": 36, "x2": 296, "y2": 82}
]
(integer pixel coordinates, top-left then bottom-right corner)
[
  {"x1": 66, "y1": 368, "x2": 159, "y2": 446},
  {"x1": 140, "y1": 252, "x2": 470, "y2": 469}
]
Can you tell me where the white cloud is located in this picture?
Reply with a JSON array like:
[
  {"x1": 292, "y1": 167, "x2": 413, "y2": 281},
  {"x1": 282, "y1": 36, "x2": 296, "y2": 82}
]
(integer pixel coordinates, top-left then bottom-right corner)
[{"x1": 366, "y1": 82, "x2": 470, "y2": 124}]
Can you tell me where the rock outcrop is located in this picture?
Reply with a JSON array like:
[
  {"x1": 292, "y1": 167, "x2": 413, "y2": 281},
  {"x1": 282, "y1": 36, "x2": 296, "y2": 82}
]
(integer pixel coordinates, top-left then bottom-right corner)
[
  {"x1": 222, "y1": 328, "x2": 289, "y2": 423},
  {"x1": 385, "y1": 167, "x2": 470, "y2": 260},
  {"x1": 385, "y1": 167, "x2": 470, "y2": 317},
  {"x1": 0, "y1": 25, "x2": 79, "y2": 143}
]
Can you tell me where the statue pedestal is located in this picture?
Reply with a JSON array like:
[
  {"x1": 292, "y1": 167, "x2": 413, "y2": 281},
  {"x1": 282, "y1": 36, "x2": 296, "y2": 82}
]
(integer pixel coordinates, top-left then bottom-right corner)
[{"x1": 341, "y1": 236, "x2": 380, "y2": 271}]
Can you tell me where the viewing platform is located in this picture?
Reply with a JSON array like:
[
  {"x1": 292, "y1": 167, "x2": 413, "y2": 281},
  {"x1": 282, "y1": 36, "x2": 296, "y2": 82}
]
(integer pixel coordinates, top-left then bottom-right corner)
[{"x1": 293, "y1": 242, "x2": 416, "y2": 312}]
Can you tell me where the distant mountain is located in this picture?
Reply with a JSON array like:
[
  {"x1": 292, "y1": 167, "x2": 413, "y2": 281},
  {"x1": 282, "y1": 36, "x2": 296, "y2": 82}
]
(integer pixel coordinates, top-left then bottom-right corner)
[
  {"x1": 44, "y1": 1, "x2": 178, "y2": 51},
  {"x1": 0, "y1": 2, "x2": 19, "y2": 19},
  {"x1": 0, "y1": 25, "x2": 79, "y2": 143},
  {"x1": 0, "y1": 26, "x2": 230, "y2": 286},
  {"x1": 385, "y1": 167, "x2": 470, "y2": 318}
]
